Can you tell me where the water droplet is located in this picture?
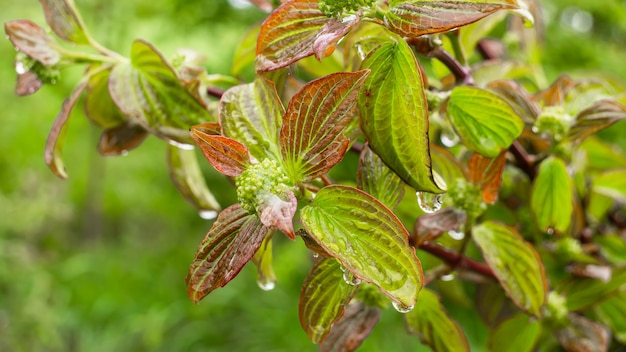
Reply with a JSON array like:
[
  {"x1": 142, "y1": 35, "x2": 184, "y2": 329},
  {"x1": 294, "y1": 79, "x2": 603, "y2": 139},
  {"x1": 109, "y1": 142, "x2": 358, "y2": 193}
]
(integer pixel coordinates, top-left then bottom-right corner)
[
  {"x1": 342, "y1": 271, "x2": 361, "y2": 286},
  {"x1": 440, "y1": 130, "x2": 459, "y2": 147},
  {"x1": 531, "y1": 126, "x2": 540, "y2": 133},
  {"x1": 448, "y1": 229, "x2": 465, "y2": 240},
  {"x1": 121, "y1": 150, "x2": 129, "y2": 156},
  {"x1": 198, "y1": 210, "x2": 218, "y2": 220},
  {"x1": 392, "y1": 301, "x2": 414, "y2": 313},
  {"x1": 15, "y1": 61, "x2": 26, "y2": 74},
  {"x1": 546, "y1": 227, "x2": 555, "y2": 235},
  {"x1": 257, "y1": 279, "x2": 275, "y2": 291},
  {"x1": 168, "y1": 140, "x2": 195, "y2": 150},
  {"x1": 417, "y1": 192, "x2": 443, "y2": 213},
  {"x1": 312, "y1": 252, "x2": 319, "y2": 258},
  {"x1": 440, "y1": 273, "x2": 455, "y2": 281},
  {"x1": 339, "y1": 265, "x2": 346, "y2": 273}
]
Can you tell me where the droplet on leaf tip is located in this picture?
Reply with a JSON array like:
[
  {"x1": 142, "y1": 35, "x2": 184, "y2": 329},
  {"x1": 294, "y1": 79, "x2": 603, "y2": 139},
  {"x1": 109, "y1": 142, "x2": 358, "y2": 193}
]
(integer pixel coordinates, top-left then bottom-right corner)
[
  {"x1": 257, "y1": 279, "x2": 275, "y2": 291},
  {"x1": 440, "y1": 273, "x2": 455, "y2": 281},
  {"x1": 392, "y1": 301, "x2": 414, "y2": 313},
  {"x1": 448, "y1": 229, "x2": 465, "y2": 240},
  {"x1": 416, "y1": 192, "x2": 444, "y2": 213},
  {"x1": 342, "y1": 270, "x2": 361, "y2": 286},
  {"x1": 198, "y1": 210, "x2": 218, "y2": 220},
  {"x1": 168, "y1": 140, "x2": 195, "y2": 150},
  {"x1": 440, "y1": 130, "x2": 459, "y2": 147}
]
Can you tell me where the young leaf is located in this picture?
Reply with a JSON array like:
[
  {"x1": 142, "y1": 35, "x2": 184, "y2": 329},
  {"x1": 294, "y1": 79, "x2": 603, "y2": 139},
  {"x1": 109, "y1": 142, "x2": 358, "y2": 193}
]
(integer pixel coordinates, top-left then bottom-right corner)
[
  {"x1": 447, "y1": 86, "x2": 524, "y2": 158},
  {"x1": 358, "y1": 40, "x2": 444, "y2": 193},
  {"x1": 4, "y1": 20, "x2": 61, "y2": 66},
  {"x1": 357, "y1": 145, "x2": 405, "y2": 210},
  {"x1": 219, "y1": 77, "x2": 284, "y2": 161},
  {"x1": 98, "y1": 123, "x2": 148, "y2": 156},
  {"x1": 109, "y1": 40, "x2": 212, "y2": 144},
  {"x1": 190, "y1": 127, "x2": 250, "y2": 177},
  {"x1": 405, "y1": 288, "x2": 470, "y2": 352},
  {"x1": 488, "y1": 314, "x2": 541, "y2": 352},
  {"x1": 251, "y1": 233, "x2": 276, "y2": 291},
  {"x1": 319, "y1": 301, "x2": 381, "y2": 352},
  {"x1": 186, "y1": 204, "x2": 269, "y2": 303},
  {"x1": 40, "y1": 0, "x2": 90, "y2": 45},
  {"x1": 530, "y1": 156, "x2": 573, "y2": 233},
  {"x1": 487, "y1": 80, "x2": 541, "y2": 123},
  {"x1": 533, "y1": 74, "x2": 576, "y2": 107},
  {"x1": 167, "y1": 145, "x2": 221, "y2": 216},
  {"x1": 557, "y1": 266, "x2": 626, "y2": 311},
  {"x1": 592, "y1": 169, "x2": 626, "y2": 203},
  {"x1": 384, "y1": 0, "x2": 521, "y2": 38},
  {"x1": 473, "y1": 221, "x2": 548, "y2": 316},
  {"x1": 83, "y1": 66, "x2": 125, "y2": 129},
  {"x1": 257, "y1": 190, "x2": 298, "y2": 240},
  {"x1": 44, "y1": 82, "x2": 87, "y2": 179},
  {"x1": 594, "y1": 291, "x2": 626, "y2": 344},
  {"x1": 280, "y1": 70, "x2": 370, "y2": 182},
  {"x1": 468, "y1": 152, "x2": 507, "y2": 204},
  {"x1": 555, "y1": 314, "x2": 610, "y2": 352},
  {"x1": 300, "y1": 185, "x2": 423, "y2": 308},
  {"x1": 16, "y1": 71, "x2": 43, "y2": 96},
  {"x1": 299, "y1": 258, "x2": 358, "y2": 343},
  {"x1": 568, "y1": 99, "x2": 626, "y2": 143}
]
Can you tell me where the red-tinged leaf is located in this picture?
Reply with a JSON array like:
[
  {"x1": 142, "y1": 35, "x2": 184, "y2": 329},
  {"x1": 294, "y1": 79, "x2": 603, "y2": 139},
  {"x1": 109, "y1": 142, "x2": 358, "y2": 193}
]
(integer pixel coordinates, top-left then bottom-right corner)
[
  {"x1": 251, "y1": 233, "x2": 276, "y2": 291},
  {"x1": 167, "y1": 145, "x2": 221, "y2": 216},
  {"x1": 300, "y1": 185, "x2": 424, "y2": 308},
  {"x1": 190, "y1": 127, "x2": 250, "y2": 177},
  {"x1": 473, "y1": 222, "x2": 548, "y2": 316},
  {"x1": 299, "y1": 258, "x2": 359, "y2": 343},
  {"x1": 98, "y1": 123, "x2": 148, "y2": 156},
  {"x1": 405, "y1": 288, "x2": 470, "y2": 352},
  {"x1": 384, "y1": 0, "x2": 521, "y2": 38},
  {"x1": 40, "y1": 0, "x2": 90, "y2": 44},
  {"x1": 220, "y1": 77, "x2": 284, "y2": 161},
  {"x1": 555, "y1": 314, "x2": 610, "y2": 352},
  {"x1": 83, "y1": 66, "x2": 125, "y2": 129},
  {"x1": 257, "y1": 190, "x2": 297, "y2": 239},
  {"x1": 357, "y1": 144, "x2": 405, "y2": 210},
  {"x1": 413, "y1": 207, "x2": 466, "y2": 246},
  {"x1": 4, "y1": 20, "x2": 60, "y2": 65},
  {"x1": 488, "y1": 314, "x2": 541, "y2": 352},
  {"x1": 186, "y1": 204, "x2": 269, "y2": 303},
  {"x1": 488, "y1": 80, "x2": 540, "y2": 123},
  {"x1": 312, "y1": 14, "x2": 360, "y2": 61},
  {"x1": 45, "y1": 82, "x2": 87, "y2": 179},
  {"x1": 533, "y1": 75, "x2": 576, "y2": 107},
  {"x1": 192, "y1": 122, "x2": 221, "y2": 136},
  {"x1": 468, "y1": 152, "x2": 507, "y2": 204},
  {"x1": 249, "y1": 0, "x2": 274, "y2": 12},
  {"x1": 255, "y1": 0, "x2": 329, "y2": 72},
  {"x1": 16, "y1": 71, "x2": 43, "y2": 96},
  {"x1": 568, "y1": 99, "x2": 626, "y2": 143},
  {"x1": 359, "y1": 40, "x2": 444, "y2": 193},
  {"x1": 319, "y1": 301, "x2": 381, "y2": 352},
  {"x1": 280, "y1": 70, "x2": 370, "y2": 181}
]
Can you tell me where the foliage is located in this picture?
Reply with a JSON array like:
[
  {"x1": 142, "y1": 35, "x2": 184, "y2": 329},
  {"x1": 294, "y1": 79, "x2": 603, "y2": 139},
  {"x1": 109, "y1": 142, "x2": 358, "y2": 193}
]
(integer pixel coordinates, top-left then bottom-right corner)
[{"x1": 4, "y1": 0, "x2": 626, "y2": 351}]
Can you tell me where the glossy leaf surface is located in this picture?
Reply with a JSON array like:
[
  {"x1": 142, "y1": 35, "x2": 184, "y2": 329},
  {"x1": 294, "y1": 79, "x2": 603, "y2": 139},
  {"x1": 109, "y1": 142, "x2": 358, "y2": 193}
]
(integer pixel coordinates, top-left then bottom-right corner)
[
  {"x1": 190, "y1": 127, "x2": 250, "y2": 177},
  {"x1": 319, "y1": 301, "x2": 381, "y2": 352},
  {"x1": 84, "y1": 66, "x2": 125, "y2": 129},
  {"x1": 299, "y1": 258, "x2": 358, "y2": 343},
  {"x1": 300, "y1": 185, "x2": 423, "y2": 307},
  {"x1": 280, "y1": 70, "x2": 369, "y2": 181},
  {"x1": 4, "y1": 20, "x2": 60, "y2": 65},
  {"x1": 40, "y1": 0, "x2": 90, "y2": 44},
  {"x1": 357, "y1": 145, "x2": 405, "y2": 210},
  {"x1": 186, "y1": 204, "x2": 269, "y2": 303},
  {"x1": 359, "y1": 40, "x2": 444, "y2": 193},
  {"x1": 530, "y1": 157, "x2": 573, "y2": 233},
  {"x1": 405, "y1": 288, "x2": 469, "y2": 352},
  {"x1": 473, "y1": 222, "x2": 547, "y2": 316},
  {"x1": 251, "y1": 233, "x2": 276, "y2": 290},
  {"x1": 98, "y1": 123, "x2": 148, "y2": 156}
]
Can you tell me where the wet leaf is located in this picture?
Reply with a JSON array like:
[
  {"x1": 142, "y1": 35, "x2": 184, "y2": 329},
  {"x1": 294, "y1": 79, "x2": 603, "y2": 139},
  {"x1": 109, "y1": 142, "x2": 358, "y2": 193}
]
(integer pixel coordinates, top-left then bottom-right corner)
[
  {"x1": 15, "y1": 71, "x2": 43, "y2": 96},
  {"x1": 357, "y1": 145, "x2": 405, "y2": 210},
  {"x1": 319, "y1": 301, "x2": 381, "y2": 352},
  {"x1": 405, "y1": 288, "x2": 469, "y2": 352},
  {"x1": 447, "y1": 86, "x2": 524, "y2": 158},
  {"x1": 300, "y1": 185, "x2": 423, "y2": 308},
  {"x1": 83, "y1": 66, "x2": 125, "y2": 129},
  {"x1": 384, "y1": 0, "x2": 521, "y2": 38},
  {"x1": 468, "y1": 152, "x2": 507, "y2": 204},
  {"x1": 257, "y1": 190, "x2": 297, "y2": 240},
  {"x1": 167, "y1": 145, "x2": 221, "y2": 215},
  {"x1": 530, "y1": 157, "x2": 573, "y2": 233},
  {"x1": 594, "y1": 291, "x2": 626, "y2": 344},
  {"x1": 473, "y1": 221, "x2": 548, "y2": 316},
  {"x1": 568, "y1": 99, "x2": 626, "y2": 143},
  {"x1": 487, "y1": 80, "x2": 540, "y2": 123},
  {"x1": 109, "y1": 40, "x2": 212, "y2": 144},
  {"x1": 592, "y1": 169, "x2": 626, "y2": 203},
  {"x1": 220, "y1": 77, "x2": 284, "y2": 161},
  {"x1": 40, "y1": 0, "x2": 90, "y2": 44},
  {"x1": 555, "y1": 314, "x2": 610, "y2": 352},
  {"x1": 98, "y1": 123, "x2": 148, "y2": 156},
  {"x1": 312, "y1": 13, "x2": 360, "y2": 61},
  {"x1": 280, "y1": 70, "x2": 369, "y2": 182},
  {"x1": 413, "y1": 207, "x2": 466, "y2": 246},
  {"x1": 557, "y1": 266, "x2": 626, "y2": 311},
  {"x1": 251, "y1": 233, "x2": 276, "y2": 290},
  {"x1": 44, "y1": 82, "x2": 87, "y2": 179},
  {"x1": 299, "y1": 258, "x2": 358, "y2": 343},
  {"x1": 358, "y1": 40, "x2": 444, "y2": 193},
  {"x1": 4, "y1": 20, "x2": 60, "y2": 65},
  {"x1": 186, "y1": 204, "x2": 269, "y2": 303},
  {"x1": 190, "y1": 126, "x2": 250, "y2": 177},
  {"x1": 488, "y1": 314, "x2": 541, "y2": 352},
  {"x1": 430, "y1": 145, "x2": 468, "y2": 187}
]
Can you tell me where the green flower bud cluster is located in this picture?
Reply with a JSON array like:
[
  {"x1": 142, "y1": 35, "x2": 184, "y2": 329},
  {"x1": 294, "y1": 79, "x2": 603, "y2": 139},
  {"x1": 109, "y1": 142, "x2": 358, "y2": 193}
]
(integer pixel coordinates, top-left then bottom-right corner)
[
  {"x1": 532, "y1": 105, "x2": 573, "y2": 142},
  {"x1": 236, "y1": 158, "x2": 291, "y2": 213},
  {"x1": 448, "y1": 178, "x2": 487, "y2": 220},
  {"x1": 318, "y1": 0, "x2": 376, "y2": 17},
  {"x1": 544, "y1": 291, "x2": 568, "y2": 326}
]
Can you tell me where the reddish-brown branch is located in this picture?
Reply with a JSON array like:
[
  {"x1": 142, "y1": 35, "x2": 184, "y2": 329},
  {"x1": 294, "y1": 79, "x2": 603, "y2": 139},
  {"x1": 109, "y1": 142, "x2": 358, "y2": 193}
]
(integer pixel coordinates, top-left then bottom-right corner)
[
  {"x1": 431, "y1": 47, "x2": 475, "y2": 86},
  {"x1": 350, "y1": 141, "x2": 364, "y2": 154},
  {"x1": 418, "y1": 242, "x2": 496, "y2": 279},
  {"x1": 508, "y1": 140, "x2": 536, "y2": 180},
  {"x1": 207, "y1": 86, "x2": 225, "y2": 99}
]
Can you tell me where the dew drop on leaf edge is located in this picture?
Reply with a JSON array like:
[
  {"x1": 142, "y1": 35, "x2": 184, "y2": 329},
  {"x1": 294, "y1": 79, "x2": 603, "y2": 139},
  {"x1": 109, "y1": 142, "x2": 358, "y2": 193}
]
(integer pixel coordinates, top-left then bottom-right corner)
[
  {"x1": 257, "y1": 279, "x2": 275, "y2": 291},
  {"x1": 417, "y1": 192, "x2": 444, "y2": 213},
  {"x1": 343, "y1": 270, "x2": 361, "y2": 286},
  {"x1": 392, "y1": 301, "x2": 414, "y2": 313}
]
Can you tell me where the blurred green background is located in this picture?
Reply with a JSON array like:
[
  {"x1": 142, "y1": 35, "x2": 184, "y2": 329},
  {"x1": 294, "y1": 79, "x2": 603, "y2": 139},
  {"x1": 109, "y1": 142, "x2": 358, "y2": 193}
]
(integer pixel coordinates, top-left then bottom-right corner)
[{"x1": 0, "y1": 1, "x2": 624, "y2": 351}]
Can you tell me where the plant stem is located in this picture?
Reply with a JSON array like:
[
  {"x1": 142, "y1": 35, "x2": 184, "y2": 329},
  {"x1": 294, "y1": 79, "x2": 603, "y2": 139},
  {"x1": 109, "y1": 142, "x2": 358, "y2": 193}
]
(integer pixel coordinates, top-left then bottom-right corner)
[
  {"x1": 431, "y1": 47, "x2": 475, "y2": 86},
  {"x1": 509, "y1": 140, "x2": 536, "y2": 180},
  {"x1": 418, "y1": 241, "x2": 495, "y2": 279},
  {"x1": 207, "y1": 87, "x2": 225, "y2": 99},
  {"x1": 350, "y1": 141, "x2": 364, "y2": 154}
]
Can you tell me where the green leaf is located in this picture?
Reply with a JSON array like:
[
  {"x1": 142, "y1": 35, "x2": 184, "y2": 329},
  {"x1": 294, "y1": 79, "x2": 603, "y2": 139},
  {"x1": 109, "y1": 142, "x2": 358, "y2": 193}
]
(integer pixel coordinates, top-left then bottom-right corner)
[
  {"x1": 319, "y1": 301, "x2": 381, "y2": 352},
  {"x1": 579, "y1": 137, "x2": 626, "y2": 171},
  {"x1": 300, "y1": 185, "x2": 423, "y2": 308},
  {"x1": 430, "y1": 145, "x2": 468, "y2": 187},
  {"x1": 251, "y1": 233, "x2": 276, "y2": 291},
  {"x1": 594, "y1": 291, "x2": 626, "y2": 344},
  {"x1": 530, "y1": 157, "x2": 574, "y2": 234},
  {"x1": 97, "y1": 123, "x2": 148, "y2": 156},
  {"x1": 357, "y1": 145, "x2": 405, "y2": 210},
  {"x1": 596, "y1": 234, "x2": 626, "y2": 265},
  {"x1": 447, "y1": 86, "x2": 524, "y2": 158},
  {"x1": 44, "y1": 82, "x2": 87, "y2": 179},
  {"x1": 83, "y1": 66, "x2": 125, "y2": 129},
  {"x1": 167, "y1": 145, "x2": 221, "y2": 217},
  {"x1": 220, "y1": 77, "x2": 284, "y2": 161},
  {"x1": 358, "y1": 40, "x2": 444, "y2": 193},
  {"x1": 4, "y1": 20, "x2": 61, "y2": 66},
  {"x1": 299, "y1": 258, "x2": 358, "y2": 343},
  {"x1": 190, "y1": 126, "x2": 250, "y2": 177},
  {"x1": 473, "y1": 221, "x2": 548, "y2": 316},
  {"x1": 568, "y1": 99, "x2": 626, "y2": 143},
  {"x1": 40, "y1": 0, "x2": 90, "y2": 44},
  {"x1": 488, "y1": 314, "x2": 541, "y2": 352},
  {"x1": 592, "y1": 169, "x2": 626, "y2": 203},
  {"x1": 557, "y1": 266, "x2": 626, "y2": 311},
  {"x1": 384, "y1": 0, "x2": 521, "y2": 38},
  {"x1": 280, "y1": 70, "x2": 369, "y2": 182},
  {"x1": 405, "y1": 288, "x2": 469, "y2": 352},
  {"x1": 109, "y1": 39, "x2": 212, "y2": 144},
  {"x1": 231, "y1": 25, "x2": 261, "y2": 78},
  {"x1": 185, "y1": 204, "x2": 269, "y2": 303}
]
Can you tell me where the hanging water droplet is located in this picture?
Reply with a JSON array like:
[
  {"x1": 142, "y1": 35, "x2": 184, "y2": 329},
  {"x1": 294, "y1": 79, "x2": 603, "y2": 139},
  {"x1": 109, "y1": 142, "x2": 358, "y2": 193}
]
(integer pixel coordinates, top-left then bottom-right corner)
[
  {"x1": 15, "y1": 61, "x2": 26, "y2": 75},
  {"x1": 448, "y1": 229, "x2": 465, "y2": 240},
  {"x1": 198, "y1": 210, "x2": 218, "y2": 220},
  {"x1": 546, "y1": 227, "x2": 555, "y2": 235},
  {"x1": 257, "y1": 279, "x2": 275, "y2": 291},
  {"x1": 417, "y1": 192, "x2": 443, "y2": 213},
  {"x1": 440, "y1": 273, "x2": 455, "y2": 281},
  {"x1": 120, "y1": 149, "x2": 129, "y2": 156},
  {"x1": 342, "y1": 270, "x2": 361, "y2": 286},
  {"x1": 531, "y1": 126, "x2": 540, "y2": 133},
  {"x1": 355, "y1": 44, "x2": 367, "y2": 60},
  {"x1": 392, "y1": 301, "x2": 414, "y2": 313},
  {"x1": 312, "y1": 252, "x2": 319, "y2": 259},
  {"x1": 168, "y1": 140, "x2": 195, "y2": 150},
  {"x1": 440, "y1": 130, "x2": 460, "y2": 147}
]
